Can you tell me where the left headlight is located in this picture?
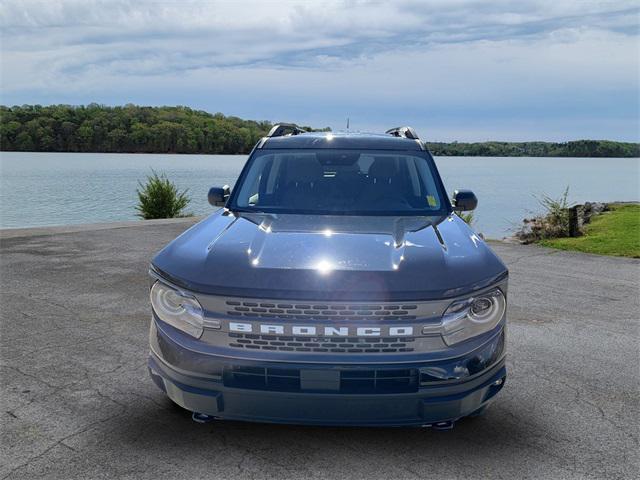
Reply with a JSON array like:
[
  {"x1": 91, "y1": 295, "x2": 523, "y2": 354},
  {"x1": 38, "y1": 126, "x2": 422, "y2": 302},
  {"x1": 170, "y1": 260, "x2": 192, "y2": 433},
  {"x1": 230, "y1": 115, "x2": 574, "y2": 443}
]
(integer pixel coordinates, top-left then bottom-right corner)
[
  {"x1": 150, "y1": 281, "x2": 204, "y2": 338},
  {"x1": 441, "y1": 288, "x2": 506, "y2": 346}
]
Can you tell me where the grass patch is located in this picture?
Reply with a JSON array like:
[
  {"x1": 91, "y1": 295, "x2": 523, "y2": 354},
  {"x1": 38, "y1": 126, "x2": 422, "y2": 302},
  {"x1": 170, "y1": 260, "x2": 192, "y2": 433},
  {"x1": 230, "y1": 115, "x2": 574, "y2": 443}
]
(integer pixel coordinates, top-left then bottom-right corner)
[{"x1": 539, "y1": 204, "x2": 640, "y2": 258}]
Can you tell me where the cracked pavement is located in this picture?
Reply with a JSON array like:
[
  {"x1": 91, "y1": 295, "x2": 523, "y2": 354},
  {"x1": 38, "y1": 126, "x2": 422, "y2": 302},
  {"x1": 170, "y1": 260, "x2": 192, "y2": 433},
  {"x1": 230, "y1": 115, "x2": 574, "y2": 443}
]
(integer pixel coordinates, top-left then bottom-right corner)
[{"x1": 1, "y1": 219, "x2": 638, "y2": 479}]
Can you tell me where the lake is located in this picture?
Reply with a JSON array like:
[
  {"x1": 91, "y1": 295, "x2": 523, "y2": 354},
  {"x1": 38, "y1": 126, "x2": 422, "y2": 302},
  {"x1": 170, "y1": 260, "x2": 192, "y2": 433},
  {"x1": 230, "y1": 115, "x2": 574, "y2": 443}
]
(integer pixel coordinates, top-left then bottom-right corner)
[{"x1": 1, "y1": 152, "x2": 638, "y2": 238}]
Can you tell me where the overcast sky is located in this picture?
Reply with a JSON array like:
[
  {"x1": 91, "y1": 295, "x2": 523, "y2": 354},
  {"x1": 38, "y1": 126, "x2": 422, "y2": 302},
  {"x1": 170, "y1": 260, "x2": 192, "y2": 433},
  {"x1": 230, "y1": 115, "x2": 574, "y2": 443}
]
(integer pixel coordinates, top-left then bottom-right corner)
[{"x1": 1, "y1": 0, "x2": 638, "y2": 141}]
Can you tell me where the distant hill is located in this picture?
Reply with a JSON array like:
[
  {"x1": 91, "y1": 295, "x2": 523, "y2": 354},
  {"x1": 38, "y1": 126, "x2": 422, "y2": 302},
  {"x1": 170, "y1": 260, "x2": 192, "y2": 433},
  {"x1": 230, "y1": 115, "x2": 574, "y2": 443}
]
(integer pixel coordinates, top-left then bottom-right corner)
[
  {"x1": 0, "y1": 104, "x2": 329, "y2": 154},
  {"x1": 426, "y1": 140, "x2": 639, "y2": 158},
  {"x1": 1, "y1": 104, "x2": 638, "y2": 157}
]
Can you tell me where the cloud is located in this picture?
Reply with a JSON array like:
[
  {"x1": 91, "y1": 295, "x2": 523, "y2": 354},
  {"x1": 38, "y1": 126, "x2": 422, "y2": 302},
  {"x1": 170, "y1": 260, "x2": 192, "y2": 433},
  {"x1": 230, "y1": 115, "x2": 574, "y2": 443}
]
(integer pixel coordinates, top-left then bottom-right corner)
[{"x1": 1, "y1": 0, "x2": 638, "y2": 140}]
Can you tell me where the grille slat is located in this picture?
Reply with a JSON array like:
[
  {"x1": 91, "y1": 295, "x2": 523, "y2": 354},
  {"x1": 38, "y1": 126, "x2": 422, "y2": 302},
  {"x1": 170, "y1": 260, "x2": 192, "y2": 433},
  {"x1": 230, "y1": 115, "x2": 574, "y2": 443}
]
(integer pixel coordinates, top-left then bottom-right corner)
[
  {"x1": 228, "y1": 333, "x2": 414, "y2": 353},
  {"x1": 226, "y1": 300, "x2": 418, "y2": 321}
]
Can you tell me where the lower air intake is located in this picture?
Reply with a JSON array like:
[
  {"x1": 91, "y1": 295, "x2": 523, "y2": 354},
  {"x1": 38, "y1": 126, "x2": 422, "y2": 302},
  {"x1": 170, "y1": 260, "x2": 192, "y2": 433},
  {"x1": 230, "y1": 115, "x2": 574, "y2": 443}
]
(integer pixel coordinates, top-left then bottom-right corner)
[{"x1": 224, "y1": 365, "x2": 419, "y2": 394}]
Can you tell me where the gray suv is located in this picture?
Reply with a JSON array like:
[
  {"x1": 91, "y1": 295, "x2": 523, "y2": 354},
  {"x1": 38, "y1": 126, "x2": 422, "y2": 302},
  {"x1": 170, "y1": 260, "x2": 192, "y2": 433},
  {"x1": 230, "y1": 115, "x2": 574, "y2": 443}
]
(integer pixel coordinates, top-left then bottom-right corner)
[{"x1": 147, "y1": 125, "x2": 508, "y2": 429}]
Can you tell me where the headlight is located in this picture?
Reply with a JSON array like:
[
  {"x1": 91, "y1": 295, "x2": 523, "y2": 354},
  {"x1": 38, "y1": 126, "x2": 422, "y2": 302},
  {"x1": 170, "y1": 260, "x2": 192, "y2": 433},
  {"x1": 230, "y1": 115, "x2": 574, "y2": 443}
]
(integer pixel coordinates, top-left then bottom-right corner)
[
  {"x1": 441, "y1": 288, "x2": 506, "y2": 346},
  {"x1": 150, "y1": 281, "x2": 204, "y2": 338}
]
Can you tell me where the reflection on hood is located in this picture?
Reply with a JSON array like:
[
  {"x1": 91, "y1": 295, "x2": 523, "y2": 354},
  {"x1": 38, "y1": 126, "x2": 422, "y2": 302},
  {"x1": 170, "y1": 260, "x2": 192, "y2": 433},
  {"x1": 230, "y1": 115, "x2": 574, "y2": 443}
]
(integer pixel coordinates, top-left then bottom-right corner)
[{"x1": 152, "y1": 210, "x2": 507, "y2": 301}]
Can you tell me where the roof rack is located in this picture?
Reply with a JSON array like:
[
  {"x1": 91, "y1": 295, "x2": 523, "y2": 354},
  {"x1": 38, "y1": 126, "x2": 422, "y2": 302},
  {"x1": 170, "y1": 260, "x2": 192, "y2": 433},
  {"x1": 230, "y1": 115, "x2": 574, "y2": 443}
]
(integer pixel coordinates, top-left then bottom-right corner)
[
  {"x1": 385, "y1": 126, "x2": 419, "y2": 140},
  {"x1": 266, "y1": 123, "x2": 307, "y2": 138}
]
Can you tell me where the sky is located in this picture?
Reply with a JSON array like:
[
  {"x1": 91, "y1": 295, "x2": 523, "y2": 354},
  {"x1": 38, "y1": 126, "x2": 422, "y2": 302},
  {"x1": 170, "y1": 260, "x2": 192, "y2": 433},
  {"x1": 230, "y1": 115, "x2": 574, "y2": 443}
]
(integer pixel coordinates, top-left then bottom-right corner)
[{"x1": 1, "y1": 0, "x2": 639, "y2": 142}]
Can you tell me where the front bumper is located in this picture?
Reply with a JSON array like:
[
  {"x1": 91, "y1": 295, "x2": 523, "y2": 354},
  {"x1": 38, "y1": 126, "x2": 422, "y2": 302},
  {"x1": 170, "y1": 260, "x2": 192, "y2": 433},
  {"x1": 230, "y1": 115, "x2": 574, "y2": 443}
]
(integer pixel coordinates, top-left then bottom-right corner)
[{"x1": 148, "y1": 319, "x2": 506, "y2": 426}]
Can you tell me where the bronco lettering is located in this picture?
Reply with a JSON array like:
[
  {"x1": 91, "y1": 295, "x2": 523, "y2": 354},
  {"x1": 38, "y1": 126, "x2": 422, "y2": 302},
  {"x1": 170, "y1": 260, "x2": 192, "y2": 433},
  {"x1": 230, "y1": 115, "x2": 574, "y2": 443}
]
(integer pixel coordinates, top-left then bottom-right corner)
[{"x1": 228, "y1": 322, "x2": 414, "y2": 337}]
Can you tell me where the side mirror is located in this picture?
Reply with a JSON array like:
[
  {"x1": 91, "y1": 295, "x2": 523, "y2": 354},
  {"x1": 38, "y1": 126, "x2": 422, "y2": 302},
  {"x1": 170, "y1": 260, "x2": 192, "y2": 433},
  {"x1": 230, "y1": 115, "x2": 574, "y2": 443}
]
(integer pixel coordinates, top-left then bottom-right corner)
[
  {"x1": 452, "y1": 189, "x2": 477, "y2": 212},
  {"x1": 208, "y1": 185, "x2": 230, "y2": 207}
]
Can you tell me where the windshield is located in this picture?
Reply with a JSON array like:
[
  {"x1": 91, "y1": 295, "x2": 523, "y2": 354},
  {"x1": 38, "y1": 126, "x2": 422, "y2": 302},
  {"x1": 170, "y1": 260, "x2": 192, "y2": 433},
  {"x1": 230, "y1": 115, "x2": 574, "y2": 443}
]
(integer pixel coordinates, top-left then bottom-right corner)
[{"x1": 229, "y1": 149, "x2": 449, "y2": 216}]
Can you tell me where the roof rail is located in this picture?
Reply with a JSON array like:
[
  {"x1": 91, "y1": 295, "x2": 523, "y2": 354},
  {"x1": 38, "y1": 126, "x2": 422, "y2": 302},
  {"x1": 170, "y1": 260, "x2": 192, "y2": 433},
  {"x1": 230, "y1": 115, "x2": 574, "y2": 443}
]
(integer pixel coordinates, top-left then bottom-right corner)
[
  {"x1": 266, "y1": 123, "x2": 307, "y2": 138},
  {"x1": 385, "y1": 126, "x2": 419, "y2": 140}
]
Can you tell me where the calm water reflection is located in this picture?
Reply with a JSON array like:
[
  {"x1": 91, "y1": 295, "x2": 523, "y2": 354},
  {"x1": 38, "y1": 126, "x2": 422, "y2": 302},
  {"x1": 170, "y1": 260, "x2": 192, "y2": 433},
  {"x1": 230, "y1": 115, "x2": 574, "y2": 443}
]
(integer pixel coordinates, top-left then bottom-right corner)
[{"x1": 1, "y1": 152, "x2": 638, "y2": 238}]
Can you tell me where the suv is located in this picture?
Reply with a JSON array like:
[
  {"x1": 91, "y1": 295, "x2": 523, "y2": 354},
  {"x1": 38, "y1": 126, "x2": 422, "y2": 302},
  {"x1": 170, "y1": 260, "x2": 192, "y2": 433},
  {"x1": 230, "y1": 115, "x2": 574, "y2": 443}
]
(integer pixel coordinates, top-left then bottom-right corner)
[{"x1": 147, "y1": 125, "x2": 508, "y2": 429}]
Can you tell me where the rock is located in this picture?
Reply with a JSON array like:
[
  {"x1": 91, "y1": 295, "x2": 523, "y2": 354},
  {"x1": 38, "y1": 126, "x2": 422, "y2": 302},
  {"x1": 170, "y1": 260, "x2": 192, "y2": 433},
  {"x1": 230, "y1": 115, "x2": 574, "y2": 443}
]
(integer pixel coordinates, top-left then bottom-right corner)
[
  {"x1": 510, "y1": 202, "x2": 611, "y2": 243},
  {"x1": 577, "y1": 202, "x2": 608, "y2": 226}
]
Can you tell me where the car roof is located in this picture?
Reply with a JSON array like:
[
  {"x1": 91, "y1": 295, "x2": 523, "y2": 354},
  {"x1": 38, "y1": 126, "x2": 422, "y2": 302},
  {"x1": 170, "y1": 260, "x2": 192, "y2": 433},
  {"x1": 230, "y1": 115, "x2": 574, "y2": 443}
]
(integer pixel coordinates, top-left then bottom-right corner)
[{"x1": 261, "y1": 131, "x2": 425, "y2": 151}]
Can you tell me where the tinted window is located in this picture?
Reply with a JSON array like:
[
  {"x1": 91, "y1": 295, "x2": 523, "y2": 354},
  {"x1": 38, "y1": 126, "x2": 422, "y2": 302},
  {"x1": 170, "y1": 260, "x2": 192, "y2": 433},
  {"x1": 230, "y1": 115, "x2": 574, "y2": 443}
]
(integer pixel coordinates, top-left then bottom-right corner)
[{"x1": 230, "y1": 149, "x2": 447, "y2": 215}]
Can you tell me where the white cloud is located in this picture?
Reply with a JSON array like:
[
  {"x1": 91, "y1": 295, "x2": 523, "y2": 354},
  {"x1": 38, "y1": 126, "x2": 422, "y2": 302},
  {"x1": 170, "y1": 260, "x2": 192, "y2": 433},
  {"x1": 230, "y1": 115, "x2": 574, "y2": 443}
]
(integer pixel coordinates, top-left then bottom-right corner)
[{"x1": 0, "y1": 0, "x2": 638, "y2": 140}]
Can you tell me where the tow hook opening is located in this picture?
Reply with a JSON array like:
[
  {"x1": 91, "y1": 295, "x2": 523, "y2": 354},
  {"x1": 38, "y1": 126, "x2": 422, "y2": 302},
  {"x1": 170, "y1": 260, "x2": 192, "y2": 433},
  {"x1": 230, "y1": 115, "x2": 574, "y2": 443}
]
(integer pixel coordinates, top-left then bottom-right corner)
[
  {"x1": 192, "y1": 412, "x2": 219, "y2": 424},
  {"x1": 423, "y1": 420, "x2": 456, "y2": 431}
]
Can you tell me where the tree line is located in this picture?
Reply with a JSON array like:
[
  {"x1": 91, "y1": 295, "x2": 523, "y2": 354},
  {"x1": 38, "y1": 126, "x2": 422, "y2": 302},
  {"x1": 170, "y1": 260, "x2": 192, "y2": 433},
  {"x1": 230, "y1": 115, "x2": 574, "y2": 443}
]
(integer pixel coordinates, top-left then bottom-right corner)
[
  {"x1": 426, "y1": 140, "x2": 639, "y2": 158},
  {"x1": 1, "y1": 104, "x2": 638, "y2": 157},
  {"x1": 0, "y1": 104, "x2": 329, "y2": 154}
]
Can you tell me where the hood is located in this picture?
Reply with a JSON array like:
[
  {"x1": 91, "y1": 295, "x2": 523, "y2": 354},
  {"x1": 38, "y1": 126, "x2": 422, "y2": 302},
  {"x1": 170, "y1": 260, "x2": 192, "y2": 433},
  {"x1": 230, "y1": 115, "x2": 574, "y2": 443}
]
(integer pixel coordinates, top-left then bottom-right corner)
[{"x1": 152, "y1": 210, "x2": 507, "y2": 301}]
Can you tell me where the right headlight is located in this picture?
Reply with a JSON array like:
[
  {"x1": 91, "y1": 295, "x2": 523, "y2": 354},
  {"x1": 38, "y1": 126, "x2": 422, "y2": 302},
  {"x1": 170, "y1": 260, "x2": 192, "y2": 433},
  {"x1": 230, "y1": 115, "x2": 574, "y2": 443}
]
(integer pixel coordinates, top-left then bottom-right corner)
[
  {"x1": 150, "y1": 281, "x2": 204, "y2": 338},
  {"x1": 441, "y1": 288, "x2": 506, "y2": 346}
]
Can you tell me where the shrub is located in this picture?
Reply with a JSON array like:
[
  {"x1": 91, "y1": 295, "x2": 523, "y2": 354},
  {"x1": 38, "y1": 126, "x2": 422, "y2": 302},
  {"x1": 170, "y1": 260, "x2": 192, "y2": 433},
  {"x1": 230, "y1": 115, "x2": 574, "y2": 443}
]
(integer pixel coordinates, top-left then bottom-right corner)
[
  {"x1": 458, "y1": 211, "x2": 474, "y2": 226},
  {"x1": 136, "y1": 170, "x2": 190, "y2": 219},
  {"x1": 515, "y1": 186, "x2": 574, "y2": 242},
  {"x1": 534, "y1": 186, "x2": 571, "y2": 237}
]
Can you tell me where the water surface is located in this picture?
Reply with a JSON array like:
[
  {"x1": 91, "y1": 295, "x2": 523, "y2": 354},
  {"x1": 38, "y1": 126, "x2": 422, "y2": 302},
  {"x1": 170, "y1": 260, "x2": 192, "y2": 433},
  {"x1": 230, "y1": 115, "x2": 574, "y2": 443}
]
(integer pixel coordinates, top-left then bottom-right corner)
[{"x1": 1, "y1": 152, "x2": 638, "y2": 238}]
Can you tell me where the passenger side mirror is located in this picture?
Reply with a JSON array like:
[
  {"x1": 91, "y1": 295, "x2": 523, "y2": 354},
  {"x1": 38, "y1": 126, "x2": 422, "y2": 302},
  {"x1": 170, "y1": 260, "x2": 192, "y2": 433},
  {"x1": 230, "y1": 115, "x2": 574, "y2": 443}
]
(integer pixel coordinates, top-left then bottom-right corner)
[
  {"x1": 208, "y1": 185, "x2": 230, "y2": 207},
  {"x1": 452, "y1": 189, "x2": 477, "y2": 212}
]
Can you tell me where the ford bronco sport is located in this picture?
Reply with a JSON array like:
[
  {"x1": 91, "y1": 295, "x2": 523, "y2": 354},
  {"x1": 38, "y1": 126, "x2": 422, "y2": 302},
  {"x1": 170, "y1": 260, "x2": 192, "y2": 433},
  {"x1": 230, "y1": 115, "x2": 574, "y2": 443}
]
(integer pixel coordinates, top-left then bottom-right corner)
[{"x1": 147, "y1": 125, "x2": 508, "y2": 428}]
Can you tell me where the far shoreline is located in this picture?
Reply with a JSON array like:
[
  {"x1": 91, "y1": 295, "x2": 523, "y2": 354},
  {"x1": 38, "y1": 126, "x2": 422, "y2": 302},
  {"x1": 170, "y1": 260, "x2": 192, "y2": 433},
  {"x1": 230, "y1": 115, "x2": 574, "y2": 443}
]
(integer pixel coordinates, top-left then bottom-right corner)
[
  {"x1": 3, "y1": 105, "x2": 638, "y2": 158},
  {"x1": 1, "y1": 150, "x2": 638, "y2": 159}
]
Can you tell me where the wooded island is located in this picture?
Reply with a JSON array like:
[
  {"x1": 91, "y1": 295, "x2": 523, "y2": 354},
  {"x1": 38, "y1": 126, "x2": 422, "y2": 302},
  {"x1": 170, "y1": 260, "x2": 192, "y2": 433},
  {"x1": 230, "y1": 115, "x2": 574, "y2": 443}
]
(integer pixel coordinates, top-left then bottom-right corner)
[{"x1": 1, "y1": 105, "x2": 638, "y2": 157}]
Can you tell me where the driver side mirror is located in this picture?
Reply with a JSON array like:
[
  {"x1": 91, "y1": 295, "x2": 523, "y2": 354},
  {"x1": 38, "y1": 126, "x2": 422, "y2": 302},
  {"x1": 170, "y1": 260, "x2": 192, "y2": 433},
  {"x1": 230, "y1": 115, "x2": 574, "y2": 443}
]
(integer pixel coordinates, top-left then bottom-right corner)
[
  {"x1": 452, "y1": 189, "x2": 477, "y2": 211},
  {"x1": 208, "y1": 185, "x2": 230, "y2": 207}
]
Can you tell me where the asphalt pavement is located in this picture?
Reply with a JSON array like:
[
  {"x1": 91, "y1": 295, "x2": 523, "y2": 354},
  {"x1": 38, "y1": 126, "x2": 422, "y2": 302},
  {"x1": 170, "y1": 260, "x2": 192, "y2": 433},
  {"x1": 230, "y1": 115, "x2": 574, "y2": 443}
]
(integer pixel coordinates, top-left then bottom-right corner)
[{"x1": 1, "y1": 218, "x2": 638, "y2": 479}]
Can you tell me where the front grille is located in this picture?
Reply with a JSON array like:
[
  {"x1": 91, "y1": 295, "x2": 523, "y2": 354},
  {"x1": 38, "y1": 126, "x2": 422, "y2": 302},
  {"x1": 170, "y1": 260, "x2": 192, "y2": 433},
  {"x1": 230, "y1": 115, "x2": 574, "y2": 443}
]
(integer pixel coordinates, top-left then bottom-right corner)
[
  {"x1": 226, "y1": 300, "x2": 418, "y2": 321},
  {"x1": 224, "y1": 365, "x2": 419, "y2": 394},
  {"x1": 228, "y1": 333, "x2": 415, "y2": 353}
]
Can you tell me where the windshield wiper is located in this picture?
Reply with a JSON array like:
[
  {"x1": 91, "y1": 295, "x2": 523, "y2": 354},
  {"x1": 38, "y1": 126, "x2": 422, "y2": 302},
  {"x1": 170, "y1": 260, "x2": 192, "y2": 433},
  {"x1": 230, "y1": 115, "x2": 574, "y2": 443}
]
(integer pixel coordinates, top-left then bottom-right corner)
[{"x1": 228, "y1": 206, "x2": 266, "y2": 214}]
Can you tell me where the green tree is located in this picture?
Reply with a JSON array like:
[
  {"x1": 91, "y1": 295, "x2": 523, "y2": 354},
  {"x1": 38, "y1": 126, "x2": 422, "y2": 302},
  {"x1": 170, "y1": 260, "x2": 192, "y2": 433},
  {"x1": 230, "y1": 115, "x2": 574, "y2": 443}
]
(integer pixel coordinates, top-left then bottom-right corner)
[{"x1": 1, "y1": 104, "x2": 637, "y2": 157}]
